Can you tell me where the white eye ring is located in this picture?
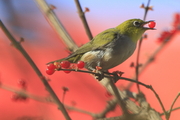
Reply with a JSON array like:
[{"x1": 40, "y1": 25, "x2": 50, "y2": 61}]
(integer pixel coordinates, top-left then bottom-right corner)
[{"x1": 133, "y1": 21, "x2": 141, "y2": 27}]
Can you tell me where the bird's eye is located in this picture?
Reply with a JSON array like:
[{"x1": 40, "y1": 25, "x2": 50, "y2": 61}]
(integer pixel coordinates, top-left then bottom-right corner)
[{"x1": 133, "y1": 21, "x2": 141, "y2": 27}]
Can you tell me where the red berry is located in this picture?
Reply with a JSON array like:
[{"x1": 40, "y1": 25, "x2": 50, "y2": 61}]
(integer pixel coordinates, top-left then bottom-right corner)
[
  {"x1": 148, "y1": 21, "x2": 156, "y2": 28},
  {"x1": 63, "y1": 70, "x2": 71, "y2": 74},
  {"x1": 46, "y1": 69, "x2": 55, "y2": 75},
  {"x1": 47, "y1": 63, "x2": 56, "y2": 70},
  {"x1": 77, "y1": 61, "x2": 85, "y2": 69},
  {"x1": 60, "y1": 61, "x2": 71, "y2": 68}
]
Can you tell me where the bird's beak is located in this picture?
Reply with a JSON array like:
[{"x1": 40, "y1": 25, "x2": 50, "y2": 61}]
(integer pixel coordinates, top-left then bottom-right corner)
[{"x1": 142, "y1": 20, "x2": 156, "y2": 30}]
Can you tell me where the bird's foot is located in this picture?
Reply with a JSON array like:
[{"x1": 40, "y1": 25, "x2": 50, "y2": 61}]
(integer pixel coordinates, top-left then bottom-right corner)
[{"x1": 92, "y1": 66, "x2": 104, "y2": 81}]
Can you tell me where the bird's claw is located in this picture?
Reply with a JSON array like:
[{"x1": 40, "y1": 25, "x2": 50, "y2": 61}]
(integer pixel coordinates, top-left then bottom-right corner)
[
  {"x1": 94, "y1": 71, "x2": 104, "y2": 81},
  {"x1": 92, "y1": 66, "x2": 104, "y2": 81}
]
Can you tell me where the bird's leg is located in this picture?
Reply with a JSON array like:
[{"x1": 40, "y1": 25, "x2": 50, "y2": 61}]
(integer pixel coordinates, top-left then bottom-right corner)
[
  {"x1": 90, "y1": 62, "x2": 104, "y2": 81},
  {"x1": 94, "y1": 71, "x2": 104, "y2": 81}
]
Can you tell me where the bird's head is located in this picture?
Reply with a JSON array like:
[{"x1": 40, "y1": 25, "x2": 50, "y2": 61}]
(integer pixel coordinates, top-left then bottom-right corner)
[{"x1": 116, "y1": 19, "x2": 155, "y2": 42}]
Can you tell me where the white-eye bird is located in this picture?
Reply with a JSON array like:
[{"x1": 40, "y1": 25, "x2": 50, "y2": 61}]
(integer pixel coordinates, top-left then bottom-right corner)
[{"x1": 48, "y1": 19, "x2": 155, "y2": 71}]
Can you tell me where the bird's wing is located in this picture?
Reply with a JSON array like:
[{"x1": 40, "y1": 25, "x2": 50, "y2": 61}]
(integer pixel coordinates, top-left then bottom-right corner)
[
  {"x1": 47, "y1": 28, "x2": 119, "y2": 64},
  {"x1": 68, "y1": 28, "x2": 119, "y2": 57}
]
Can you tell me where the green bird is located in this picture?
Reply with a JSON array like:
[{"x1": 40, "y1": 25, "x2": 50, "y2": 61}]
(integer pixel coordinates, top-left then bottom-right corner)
[{"x1": 48, "y1": 19, "x2": 155, "y2": 71}]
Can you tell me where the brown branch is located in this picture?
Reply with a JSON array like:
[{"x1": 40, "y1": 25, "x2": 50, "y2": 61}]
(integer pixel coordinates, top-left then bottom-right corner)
[
  {"x1": 34, "y1": 0, "x2": 78, "y2": 52},
  {"x1": 96, "y1": 114, "x2": 146, "y2": 120},
  {"x1": 108, "y1": 78, "x2": 129, "y2": 115},
  {"x1": 74, "y1": 0, "x2": 93, "y2": 40},
  {"x1": 97, "y1": 98, "x2": 117, "y2": 118},
  {"x1": 65, "y1": 105, "x2": 97, "y2": 117},
  {"x1": 66, "y1": 99, "x2": 117, "y2": 119},
  {"x1": 100, "y1": 78, "x2": 163, "y2": 120},
  {"x1": 0, "y1": 20, "x2": 71, "y2": 120}
]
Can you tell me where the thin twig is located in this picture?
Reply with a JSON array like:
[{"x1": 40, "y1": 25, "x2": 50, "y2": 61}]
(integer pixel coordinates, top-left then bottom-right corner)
[
  {"x1": 74, "y1": 0, "x2": 93, "y2": 40},
  {"x1": 149, "y1": 85, "x2": 167, "y2": 119},
  {"x1": 135, "y1": 0, "x2": 151, "y2": 93},
  {"x1": 65, "y1": 105, "x2": 97, "y2": 117},
  {"x1": 0, "y1": 20, "x2": 71, "y2": 120},
  {"x1": 57, "y1": 68, "x2": 150, "y2": 89},
  {"x1": 34, "y1": 0, "x2": 78, "y2": 52},
  {"x1": 143, "y1": 0, "x2": 151, "y2": 20},
  {"x1": 167, "y1": 92, "x2": 180, "y2": 120},
  {"x1": 0, "y1": 84, "x2": 54, "y2": 103},
  {"x1": 160, "y1": 107, "x2": 180, "y2": 116}
]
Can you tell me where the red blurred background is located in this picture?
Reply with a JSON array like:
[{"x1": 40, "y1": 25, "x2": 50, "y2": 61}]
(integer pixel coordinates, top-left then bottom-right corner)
[{"x1": 0, "y1": 0, "x2": 180, "y2": 120}]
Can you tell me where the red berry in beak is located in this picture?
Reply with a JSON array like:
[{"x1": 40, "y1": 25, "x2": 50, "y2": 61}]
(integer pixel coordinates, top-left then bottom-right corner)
[{"x1": 148, "y1": 21, "x2": 156, "y2": 28}]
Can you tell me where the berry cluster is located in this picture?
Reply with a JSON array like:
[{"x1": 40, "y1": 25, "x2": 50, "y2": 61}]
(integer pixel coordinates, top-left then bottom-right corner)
[
  {"x1": 11, "y1": 80, "x2": 28, "y2": 102},
  {"x1": 156, "y1": 29, "x2": 177, "y2": 43},
  {"x1": 46, "y1": 61, "x2": 85, "y2": 75},
  {"x1": 157, "y1": 13, "x2": 180, "y2": 43}
]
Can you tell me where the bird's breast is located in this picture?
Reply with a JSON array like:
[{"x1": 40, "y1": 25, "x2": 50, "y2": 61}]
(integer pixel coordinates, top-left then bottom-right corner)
[{"x1": 102, "y1": 38, "x2": 136, "y2": 70}]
